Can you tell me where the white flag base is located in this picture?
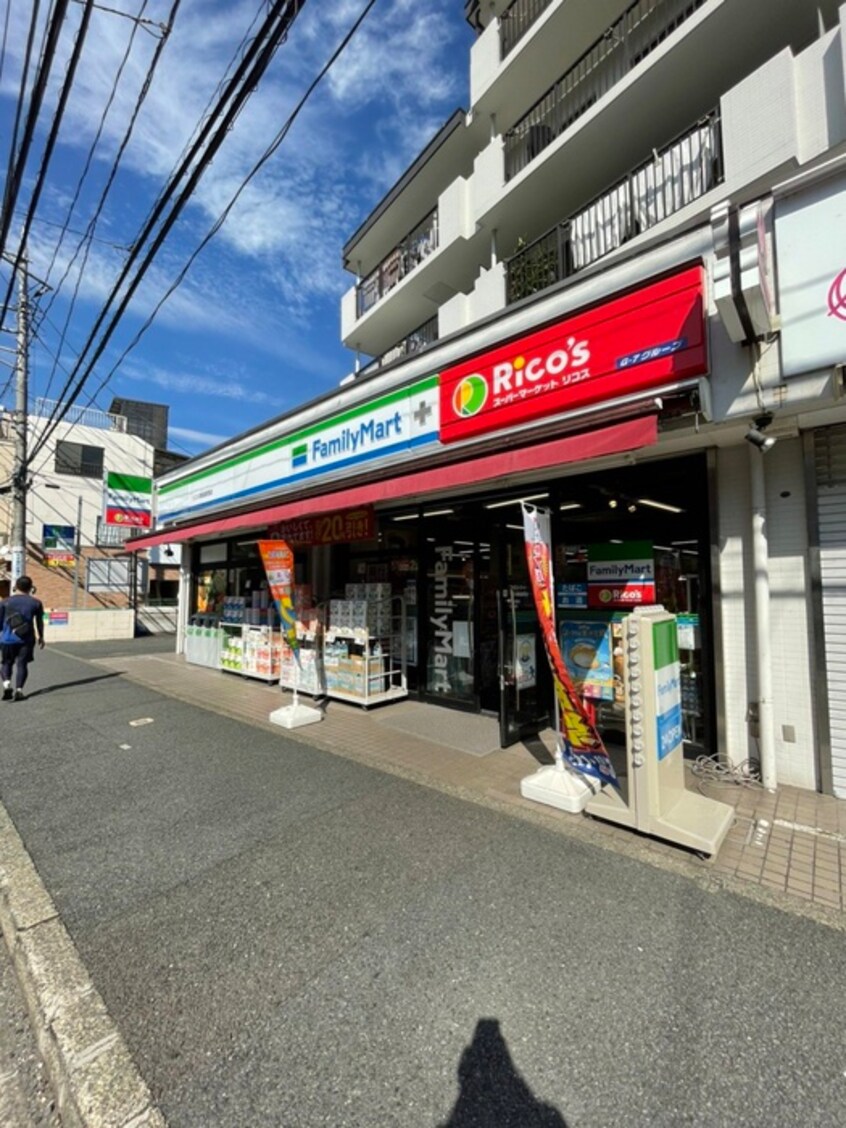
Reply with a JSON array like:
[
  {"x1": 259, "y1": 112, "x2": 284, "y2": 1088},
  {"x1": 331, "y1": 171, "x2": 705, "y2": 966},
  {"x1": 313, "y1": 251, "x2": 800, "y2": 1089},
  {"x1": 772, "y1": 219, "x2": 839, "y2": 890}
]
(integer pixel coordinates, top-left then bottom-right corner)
[
  {"x1": 269, "y1": 702, "x2": 323, "y2": 729},
  {"x1": 520, "y1": 753, "x2": 596, "y2": 814}
]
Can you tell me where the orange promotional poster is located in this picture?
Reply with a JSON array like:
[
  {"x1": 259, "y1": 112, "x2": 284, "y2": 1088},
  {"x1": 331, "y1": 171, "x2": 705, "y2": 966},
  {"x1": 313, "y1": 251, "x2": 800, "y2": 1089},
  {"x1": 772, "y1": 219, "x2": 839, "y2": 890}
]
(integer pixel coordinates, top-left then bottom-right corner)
[
  {"x1": 257, "y1": 540, "x2": 298, "y2": 652},
  {"x1": 521, "y1": 505, "x2": 618, "y2": 789}
]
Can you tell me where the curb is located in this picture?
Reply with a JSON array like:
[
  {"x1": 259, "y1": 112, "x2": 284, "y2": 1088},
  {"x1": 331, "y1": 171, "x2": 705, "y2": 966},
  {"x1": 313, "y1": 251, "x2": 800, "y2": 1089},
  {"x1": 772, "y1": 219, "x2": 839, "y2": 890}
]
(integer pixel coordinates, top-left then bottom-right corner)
[{"x1": 0, "y1": 804, "x2": 167, "y2": 1128}]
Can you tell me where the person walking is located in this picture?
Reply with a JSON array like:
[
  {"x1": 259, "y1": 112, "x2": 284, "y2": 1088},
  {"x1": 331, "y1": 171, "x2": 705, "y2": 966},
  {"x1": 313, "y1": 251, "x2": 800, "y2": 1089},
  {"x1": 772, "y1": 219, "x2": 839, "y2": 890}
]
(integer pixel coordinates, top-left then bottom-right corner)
[{"x1": 0, "y1": 576, "x2": 45, "y2": 701}]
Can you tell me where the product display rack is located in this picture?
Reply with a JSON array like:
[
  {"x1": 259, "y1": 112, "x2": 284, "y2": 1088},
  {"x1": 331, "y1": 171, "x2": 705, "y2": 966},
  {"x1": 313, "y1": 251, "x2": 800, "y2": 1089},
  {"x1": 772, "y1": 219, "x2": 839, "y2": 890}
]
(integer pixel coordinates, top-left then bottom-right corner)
[
  {"x1": 219, "y1": 620, "x2": 283, "y2": 683},
  {"x1": 280, "y1": 624, "x2": 326, "y2": 697},
  {"x1": 323, "y1": 592, "x2": 407, "y2": 706}
]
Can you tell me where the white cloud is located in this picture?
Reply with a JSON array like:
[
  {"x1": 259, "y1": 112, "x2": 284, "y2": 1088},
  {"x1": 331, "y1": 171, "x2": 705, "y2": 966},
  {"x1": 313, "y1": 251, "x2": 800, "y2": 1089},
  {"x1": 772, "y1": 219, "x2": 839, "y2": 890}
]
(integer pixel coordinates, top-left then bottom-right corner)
[
  {"x1": 121, "y1": 359, "x2": 288, "y2": 407},
  {"x1": 169, "y1": 424, "x2": 230, "y2": 447}
]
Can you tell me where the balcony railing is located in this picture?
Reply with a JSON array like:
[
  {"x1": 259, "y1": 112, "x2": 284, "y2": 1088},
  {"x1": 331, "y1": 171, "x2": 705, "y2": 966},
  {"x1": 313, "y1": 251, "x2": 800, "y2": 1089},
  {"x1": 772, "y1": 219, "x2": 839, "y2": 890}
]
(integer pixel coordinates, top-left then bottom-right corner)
[
  {"x1": 34, "y1": 398, "x2": 128, "y2": 432},
  {"x1": 500, "y1": 0, "x2": 555, "y2": 57},
  {"x1": 504, "y1": 0, "x2": 706, "y2": 181},
  {"x1": 356, "y1": 208, "x2": 439, "y2": 318},
  {"x1": 362, "y1": 316, "x2": 439, "y2": 374},
  {"x1": 506, "y1": 110, "x2": 722, "y2": 304}
]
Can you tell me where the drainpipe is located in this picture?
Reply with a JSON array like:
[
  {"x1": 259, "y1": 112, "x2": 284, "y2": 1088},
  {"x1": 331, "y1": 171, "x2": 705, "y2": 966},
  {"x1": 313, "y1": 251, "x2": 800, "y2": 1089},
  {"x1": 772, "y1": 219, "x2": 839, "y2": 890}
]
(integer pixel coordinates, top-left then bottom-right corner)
[{"x1": 749, "y1": 443, "x2": 777, "y2": 790}]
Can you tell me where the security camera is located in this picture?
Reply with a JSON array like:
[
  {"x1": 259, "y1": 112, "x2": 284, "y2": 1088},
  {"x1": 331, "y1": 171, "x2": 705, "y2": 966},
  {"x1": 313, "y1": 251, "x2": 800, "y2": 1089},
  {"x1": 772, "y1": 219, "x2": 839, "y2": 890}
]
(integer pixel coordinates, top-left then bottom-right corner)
[{"x1": 744, "y1": 413, "x2": 776, "y2": 453}]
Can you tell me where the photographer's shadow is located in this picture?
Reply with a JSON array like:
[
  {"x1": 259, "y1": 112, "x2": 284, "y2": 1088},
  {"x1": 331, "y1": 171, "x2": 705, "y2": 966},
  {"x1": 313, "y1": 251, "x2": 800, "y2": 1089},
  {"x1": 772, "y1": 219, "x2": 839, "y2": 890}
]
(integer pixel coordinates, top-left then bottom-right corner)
[{"x1": 440, "y1": 1018, "x2": 568, "y2": 1127}]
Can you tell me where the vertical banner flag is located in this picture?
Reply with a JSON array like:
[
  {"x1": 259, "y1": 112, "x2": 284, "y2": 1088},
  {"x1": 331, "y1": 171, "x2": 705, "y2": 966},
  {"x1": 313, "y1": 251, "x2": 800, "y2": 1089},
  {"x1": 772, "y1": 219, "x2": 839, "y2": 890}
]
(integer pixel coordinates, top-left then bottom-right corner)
[
  {"x1": 257, "y1": 540, "x2": 298, "y2": 655},
  {"x1": 522, "y1": 504, "x2": 619, "y2": 789},
  {"x1": 104, "y1": 472, "x2": 153, "y2": 528}
]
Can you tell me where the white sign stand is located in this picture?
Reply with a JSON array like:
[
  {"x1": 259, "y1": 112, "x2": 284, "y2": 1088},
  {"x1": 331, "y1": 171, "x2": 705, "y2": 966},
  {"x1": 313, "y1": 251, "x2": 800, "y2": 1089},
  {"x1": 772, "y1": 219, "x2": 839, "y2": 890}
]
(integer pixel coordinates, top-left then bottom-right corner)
[
  {"x1": 585, "y1": 606, "x2": 733, "y2": 856},
  {"x1": 269, "y1": 641, "x2": 322, "y2": 729},
  {"x1": 520, "y1": 746, "x2": 598, "y2": 813}
]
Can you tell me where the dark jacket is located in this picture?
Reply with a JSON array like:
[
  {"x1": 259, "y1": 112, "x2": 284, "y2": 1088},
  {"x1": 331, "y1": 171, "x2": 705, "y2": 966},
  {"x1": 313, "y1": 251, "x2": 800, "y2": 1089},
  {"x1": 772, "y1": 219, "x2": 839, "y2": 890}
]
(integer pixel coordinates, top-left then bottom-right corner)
[{"x1": 0, "y1": 592, "x2": 45, "y2": 645}]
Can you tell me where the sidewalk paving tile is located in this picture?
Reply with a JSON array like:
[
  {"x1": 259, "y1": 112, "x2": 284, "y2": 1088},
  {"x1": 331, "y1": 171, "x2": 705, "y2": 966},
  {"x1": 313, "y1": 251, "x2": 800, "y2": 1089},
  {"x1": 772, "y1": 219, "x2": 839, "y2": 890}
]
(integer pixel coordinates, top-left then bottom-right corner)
[{"x1": 80, "y1": 647, "x2": 846, "y2": 923}]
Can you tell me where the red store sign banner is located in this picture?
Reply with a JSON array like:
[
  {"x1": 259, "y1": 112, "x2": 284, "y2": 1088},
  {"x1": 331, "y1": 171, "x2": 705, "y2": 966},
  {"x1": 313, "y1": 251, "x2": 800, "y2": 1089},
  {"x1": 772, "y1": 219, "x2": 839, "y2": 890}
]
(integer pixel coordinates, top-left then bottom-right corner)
[
  {"x1": 267, "y1": 505, "x2": 375, "y2": 547},
  {"x1": 438, "y1": 266, "x2": 707, "y2": 444}
]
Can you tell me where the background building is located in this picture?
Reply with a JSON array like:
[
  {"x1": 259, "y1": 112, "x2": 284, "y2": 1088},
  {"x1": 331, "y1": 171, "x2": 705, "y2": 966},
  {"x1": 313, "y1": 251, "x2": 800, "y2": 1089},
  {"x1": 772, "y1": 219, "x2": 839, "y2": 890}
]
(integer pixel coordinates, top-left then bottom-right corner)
[{"x1": 0, "y1": 398, "x2": 181, "y2": 618}]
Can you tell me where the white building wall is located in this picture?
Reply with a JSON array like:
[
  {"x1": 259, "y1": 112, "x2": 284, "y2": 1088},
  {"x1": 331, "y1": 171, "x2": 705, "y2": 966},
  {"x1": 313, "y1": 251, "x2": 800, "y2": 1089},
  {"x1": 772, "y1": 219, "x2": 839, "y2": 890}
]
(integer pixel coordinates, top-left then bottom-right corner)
[
  {"x1": 763, "y1": 437, "x2": 817, "y2": 790},
  {"x1": 720, "y1": 49, "x2": 798, "y2": 187},
  {"x1": 440, "y1": 261, "x2": 507, "y2": 337},
  {"x1": 794, "y1": 27, "x2": 846, "y2": 162},
  {"x1": 468, "y1": 14, "x2": 500, "y2": 109},
  {"x1": 470, "y1": 138, "x2": 505, "y2": 230},
  {"x1": 715, "y1": 445, "x2": 753, "y2": 769},
  {"x1": 716, "y1": 440, "x2": 817, "y2": 789},
  {"x1": 437, "y1": 175, "x2": 472, "y2": 248}
]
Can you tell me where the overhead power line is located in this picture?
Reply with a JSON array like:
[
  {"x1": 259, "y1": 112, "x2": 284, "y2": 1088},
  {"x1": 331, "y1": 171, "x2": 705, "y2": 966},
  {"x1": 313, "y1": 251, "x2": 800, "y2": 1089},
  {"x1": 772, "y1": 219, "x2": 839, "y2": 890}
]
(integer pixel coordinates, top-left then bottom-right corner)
[
  {"x1": 28, "y1": 0, "x2": 310, "y2": 461},
  {"x1": 0, "y1": 1, "x2": 96, "y2": 338},
  {"x1": 37, "y1": 0, "x2": 173, "y2": 406},
  {"x1": 74, "y1": 0, "x2": 382, "y2": 422},
  {"x1": 0, "y1": 0, "x2": 46, "y2": 265}
]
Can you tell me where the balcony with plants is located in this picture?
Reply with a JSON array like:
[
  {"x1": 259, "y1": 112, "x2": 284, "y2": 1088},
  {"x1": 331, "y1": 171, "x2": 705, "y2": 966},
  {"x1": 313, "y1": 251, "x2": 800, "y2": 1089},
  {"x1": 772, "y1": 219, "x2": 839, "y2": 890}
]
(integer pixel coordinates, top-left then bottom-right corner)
[{"x1": 505, "y1": 110, "x2": 723, "y2": 303}]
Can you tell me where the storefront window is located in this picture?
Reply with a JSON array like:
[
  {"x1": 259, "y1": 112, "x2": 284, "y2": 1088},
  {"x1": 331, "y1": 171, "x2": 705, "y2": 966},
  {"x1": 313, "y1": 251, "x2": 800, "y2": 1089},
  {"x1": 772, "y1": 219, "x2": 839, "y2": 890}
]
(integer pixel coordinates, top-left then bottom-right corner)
[{"x1": 195, "y1": 569, "x2": 227, "y2": 615}]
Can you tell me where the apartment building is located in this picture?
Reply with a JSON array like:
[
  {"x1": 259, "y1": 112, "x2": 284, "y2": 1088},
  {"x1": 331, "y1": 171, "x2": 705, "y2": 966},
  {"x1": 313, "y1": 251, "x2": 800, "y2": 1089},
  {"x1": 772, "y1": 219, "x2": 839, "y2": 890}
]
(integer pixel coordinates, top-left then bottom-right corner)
[{"x1": 138, "y1": 0, "x2": 846, "y2": 797}]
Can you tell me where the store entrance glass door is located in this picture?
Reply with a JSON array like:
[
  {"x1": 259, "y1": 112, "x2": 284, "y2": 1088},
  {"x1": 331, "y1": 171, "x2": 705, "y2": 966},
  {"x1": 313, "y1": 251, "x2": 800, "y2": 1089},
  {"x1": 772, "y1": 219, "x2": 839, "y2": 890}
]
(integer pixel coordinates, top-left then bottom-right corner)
[
  {"x1": 497, "y1": 531, "x2": 550, "y2": 747},
  {"x1": 423, "y1": 530, "x2": 477, "y2": 706}
]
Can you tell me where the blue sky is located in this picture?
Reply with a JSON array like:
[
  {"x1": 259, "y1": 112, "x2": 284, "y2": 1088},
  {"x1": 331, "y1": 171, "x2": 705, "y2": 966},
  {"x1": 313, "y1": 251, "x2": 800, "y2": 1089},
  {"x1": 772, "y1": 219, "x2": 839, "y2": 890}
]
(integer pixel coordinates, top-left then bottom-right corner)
[{"x1": 0, "y1": 0, "x2": 473, "y2": 457}]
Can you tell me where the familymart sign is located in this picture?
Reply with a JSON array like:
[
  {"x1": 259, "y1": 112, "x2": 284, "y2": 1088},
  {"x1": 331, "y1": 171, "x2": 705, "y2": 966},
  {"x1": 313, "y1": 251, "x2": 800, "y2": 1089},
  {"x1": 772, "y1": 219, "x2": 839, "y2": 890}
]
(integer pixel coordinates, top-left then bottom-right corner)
[{"x1": 158, "y1": 377, "x2": 440, "y2": 524}]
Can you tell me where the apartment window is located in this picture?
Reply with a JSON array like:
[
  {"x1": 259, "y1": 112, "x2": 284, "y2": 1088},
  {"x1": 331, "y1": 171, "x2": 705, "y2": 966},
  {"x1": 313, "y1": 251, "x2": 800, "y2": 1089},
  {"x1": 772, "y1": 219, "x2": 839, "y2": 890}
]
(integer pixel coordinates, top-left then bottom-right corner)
[{"x1": 55, "y1": 440, "x2": 104, "y2": 478}]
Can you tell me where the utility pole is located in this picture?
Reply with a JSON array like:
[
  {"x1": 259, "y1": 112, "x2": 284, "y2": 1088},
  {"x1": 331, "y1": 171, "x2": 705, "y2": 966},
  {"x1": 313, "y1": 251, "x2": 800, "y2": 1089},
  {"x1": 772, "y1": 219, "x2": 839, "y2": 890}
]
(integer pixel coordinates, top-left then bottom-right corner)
[
  {"x1": 10, "y1": 253, "x2": 28, "y2": 587},
  {"x1": 73, "y1": 494, "x2": 82, "y2": 608}
]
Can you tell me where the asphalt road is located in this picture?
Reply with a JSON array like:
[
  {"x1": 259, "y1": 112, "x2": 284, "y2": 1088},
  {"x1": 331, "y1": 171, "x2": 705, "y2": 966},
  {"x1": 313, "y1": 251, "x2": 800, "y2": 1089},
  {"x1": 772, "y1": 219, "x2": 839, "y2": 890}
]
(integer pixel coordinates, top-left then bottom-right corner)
[{"x1": 1, "y1": 641, "x2": 844, "y2": 1127}]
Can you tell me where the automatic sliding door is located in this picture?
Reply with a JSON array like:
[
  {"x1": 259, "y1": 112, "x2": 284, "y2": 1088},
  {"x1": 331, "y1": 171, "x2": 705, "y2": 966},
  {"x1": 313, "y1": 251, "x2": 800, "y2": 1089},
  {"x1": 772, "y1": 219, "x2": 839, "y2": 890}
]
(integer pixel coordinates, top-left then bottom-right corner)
[{"x1": 424, "y1": 533, "x2": 476, "y2": 706}]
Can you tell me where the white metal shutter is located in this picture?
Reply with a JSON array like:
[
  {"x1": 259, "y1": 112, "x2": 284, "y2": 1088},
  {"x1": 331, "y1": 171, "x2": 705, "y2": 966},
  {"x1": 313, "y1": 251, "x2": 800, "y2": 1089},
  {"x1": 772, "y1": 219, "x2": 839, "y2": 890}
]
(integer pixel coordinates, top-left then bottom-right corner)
[{"x1": 815, "y1": 425, "x2": 846, "y2": 797}]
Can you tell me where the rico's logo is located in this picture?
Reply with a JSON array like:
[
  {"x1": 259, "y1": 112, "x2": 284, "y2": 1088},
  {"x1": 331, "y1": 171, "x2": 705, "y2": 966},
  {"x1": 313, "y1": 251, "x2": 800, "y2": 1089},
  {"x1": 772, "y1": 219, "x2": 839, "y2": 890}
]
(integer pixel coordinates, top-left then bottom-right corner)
[
  {"x1": 450, "y1": 338, "x2": 591, "y2": 419},
  {"x1": 452, "y1": 375, "x2": 488, "y2": 418}
]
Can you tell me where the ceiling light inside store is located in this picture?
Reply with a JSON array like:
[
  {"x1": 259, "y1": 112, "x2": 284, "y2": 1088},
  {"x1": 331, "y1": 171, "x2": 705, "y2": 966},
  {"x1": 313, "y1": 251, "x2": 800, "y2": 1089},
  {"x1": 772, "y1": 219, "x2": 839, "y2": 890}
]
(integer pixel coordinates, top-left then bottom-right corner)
[
  {"x1": 391, "y1": 513, "x2": 418, "y2": 522},
  {"x1": 506, "y1": 524, "x2": 523, "y2": 531},
  {"x1": 637, "y1": 497, "x2": 685, "y2": 514},
  {"x1": 627, "y1": 503, "x2": 637, "y2": 513},
  {"x1": 485, "y1": 493, "x2": 549, "y2": 509},
  {"x1": 422, "y1": 508, "x2": 455, "y2": 517},
  {"x1": 559, "y1": 502, "x2": 582, "y2": 511},
  {"x1": 608, "y1": 499, "x2": 618, "y2": 509}
]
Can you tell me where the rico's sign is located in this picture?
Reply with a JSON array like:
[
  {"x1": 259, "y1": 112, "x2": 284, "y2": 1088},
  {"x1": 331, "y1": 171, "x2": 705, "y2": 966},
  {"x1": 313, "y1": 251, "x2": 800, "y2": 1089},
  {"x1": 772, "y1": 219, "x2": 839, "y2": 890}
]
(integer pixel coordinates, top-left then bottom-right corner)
[{"x1": 438, "y1": 266, "x2": 706, "y2": 443}]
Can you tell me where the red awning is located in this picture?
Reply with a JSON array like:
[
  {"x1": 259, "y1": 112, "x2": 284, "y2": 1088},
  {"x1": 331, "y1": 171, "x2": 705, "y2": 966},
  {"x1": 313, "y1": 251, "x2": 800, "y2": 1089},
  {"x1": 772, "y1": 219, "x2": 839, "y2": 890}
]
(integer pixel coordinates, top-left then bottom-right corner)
[{"x1": 128, "y1": 414, "x2": 658, "y2": 551}]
